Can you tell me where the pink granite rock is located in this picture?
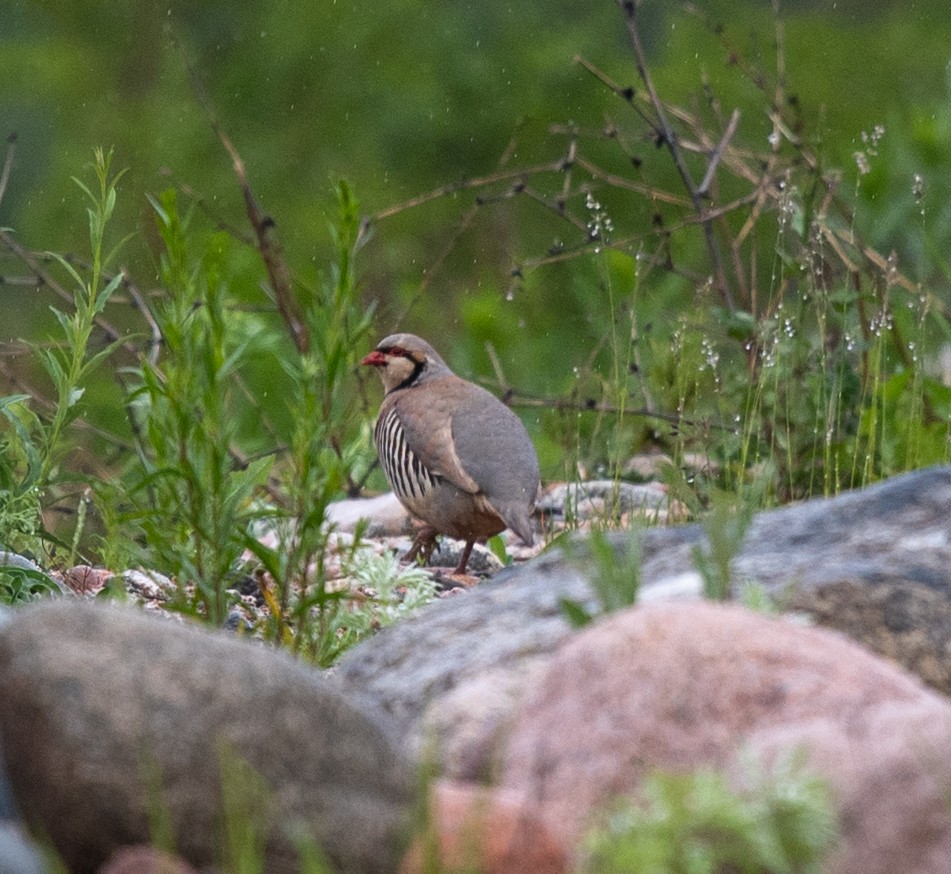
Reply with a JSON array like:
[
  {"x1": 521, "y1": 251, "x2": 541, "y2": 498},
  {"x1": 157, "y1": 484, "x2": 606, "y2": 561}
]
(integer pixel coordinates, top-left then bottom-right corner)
[
  {"x1": 400, "y1": 780, "x2": 567, "y2": 874},
  {"x1": 499, "y1": 602, "x2": 951, "y2": 873}
]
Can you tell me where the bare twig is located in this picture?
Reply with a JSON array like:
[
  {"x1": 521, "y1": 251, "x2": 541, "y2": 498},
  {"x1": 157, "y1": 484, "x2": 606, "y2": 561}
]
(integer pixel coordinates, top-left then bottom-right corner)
[
  {"x1": 499, "y1": 389, "x2": 737, "y2": 434},
  {"x1": 617, "y1": 0, "x2": 735, "y2": 311},
  {"x1": 391, "y1": 130, "x2": 566, "y2": 326},
  {"x1": 125, "y1": 279, "x2": 163, "y2": 367},
  {"x1": 157, "y1": 169, "x2": 255, "y2": 245},
  {"x1": 698, "y1": 109, "x2": 740, "y2": 196},
  {"x1": 367, "y1": 158, "x2": 568, "y2": 225},
  {"x1": 484, "y1": 341, "x2": 509, "y2": 392},
  {"x1": 0, "y1": 133, "x2": 16, "y2": 208}
]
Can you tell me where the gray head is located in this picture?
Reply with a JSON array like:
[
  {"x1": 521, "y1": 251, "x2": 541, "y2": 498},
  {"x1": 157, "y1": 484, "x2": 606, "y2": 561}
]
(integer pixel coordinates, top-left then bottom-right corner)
[{"x1": 360, "y1": 333, "x2": 454, "y2": 394}]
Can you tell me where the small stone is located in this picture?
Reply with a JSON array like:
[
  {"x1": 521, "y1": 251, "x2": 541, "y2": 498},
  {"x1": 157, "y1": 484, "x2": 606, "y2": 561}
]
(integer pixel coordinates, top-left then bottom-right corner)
[
  {"x1": 61, "y1": 565, "x2": 111, "y2": 596},
  {"x1": 326, "y1": 492, "x2": 412, "y2": 537},
  {"x1": 98, "y1": 844, "x2": 198, "y2": 874},
  {"x1": 121, "y1": 569, "x2": 175, "y2": 602}
]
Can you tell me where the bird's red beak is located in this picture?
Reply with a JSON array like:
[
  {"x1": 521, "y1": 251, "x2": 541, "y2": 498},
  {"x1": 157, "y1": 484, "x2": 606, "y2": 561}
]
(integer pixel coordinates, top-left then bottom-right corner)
[{"x1": 361, "y1": 350, "x2": 387, "y2": 367}]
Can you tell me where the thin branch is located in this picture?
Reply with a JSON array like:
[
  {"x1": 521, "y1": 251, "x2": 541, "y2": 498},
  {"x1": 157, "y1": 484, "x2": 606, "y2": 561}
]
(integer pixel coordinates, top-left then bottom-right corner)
[
  {"x1": 157, "y1": 169, "x2": 255, "y2": 246},
  {"x1": 617, "y1": 0, "x2": 735, "y2": 311},
  {"x1": 499, "y1": 389, "x2": 738, "y2": 434},
  {"x1": 484, "y1": 340, "x2": 509, "y2": 392},
  {"x1": 573, "y1": 156, "x2": 692, "y2": 207},
  {"x1": 367, "y1": 158, "x2": 568, "y2": 224},
  {"x1": 125, "y1": 279, "x2": 163, "y2": 367},
  {"x1": 0, "y1": 133, "x2": 16, "y2": 209},
  {"x1": 0, "y1": 228, "x2": 138, "y2": 356},
  {"x1": 573, "y1": 54, "x2": 660, "y2": 134},
  {"x1": 393, "y1": 132, "x2": 533, "y2": 326},
  {"x1": 698, "y1": 109, "x2": 740, "y2": 196}
]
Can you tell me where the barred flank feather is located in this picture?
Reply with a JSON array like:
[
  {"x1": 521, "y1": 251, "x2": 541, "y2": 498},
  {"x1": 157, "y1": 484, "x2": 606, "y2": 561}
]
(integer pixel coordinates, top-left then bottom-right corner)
[{"x1": 375, "y1": 409, "x2": 442, "y2": 500}]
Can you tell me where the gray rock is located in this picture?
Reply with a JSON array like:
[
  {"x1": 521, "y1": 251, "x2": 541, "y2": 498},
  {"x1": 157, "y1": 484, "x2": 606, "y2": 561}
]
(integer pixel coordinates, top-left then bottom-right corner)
[
  {"x1": 326, "y1": 492, "x2": 410, "y2": 537},
  {"x1": 0, "y1": 734, "x2": 17, "y2": 822},
  {"x1": 536, "y1": 479, "x2": 674, "y2": 522},
  {"x1": 335, "y1": 466, "x2": 951, "y2": 778},
  {"x1": 646, "y1": 464, "x2": 951, "y2": 691},
  {"x1": 120, "y1": 568, "x2": 176, "y2": 601},
  {"x1": 0, "y1": 602, "x2": 414, "y2": 874},
  {"x1": 0, "y1": 822, "x2": 46, "y2": 874},
  {"x1": 0, "y1": 552, "x2": 43, "y2": 573}
]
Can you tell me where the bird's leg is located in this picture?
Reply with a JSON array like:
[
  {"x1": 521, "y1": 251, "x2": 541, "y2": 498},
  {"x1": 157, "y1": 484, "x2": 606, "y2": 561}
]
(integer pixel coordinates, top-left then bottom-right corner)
[
  {"x1": 452, "y1": 540, "x2": 476, "y2": 576},
  {"x1": 403, "y1": 525, "x2": 439, "y2": 566}
]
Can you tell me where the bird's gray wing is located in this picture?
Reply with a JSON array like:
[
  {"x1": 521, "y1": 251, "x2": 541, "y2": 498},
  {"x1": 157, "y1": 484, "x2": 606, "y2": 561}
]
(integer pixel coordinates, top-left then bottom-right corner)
[
  {"x1": 386, "y1": 377, "x2": 482, "y2": 495},
  {"x1": 448, "y1": 382, "x2": 540, "y2": 533}
]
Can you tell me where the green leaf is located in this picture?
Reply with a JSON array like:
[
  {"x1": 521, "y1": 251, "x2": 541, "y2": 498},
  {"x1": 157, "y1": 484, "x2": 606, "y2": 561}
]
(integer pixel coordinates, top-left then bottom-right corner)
[
  {"x1": 0, "y1": 401, "x2": 42, "y2": 489},
  {"x1": 0, "y1": 565, "x2": 62, "y2": 605},
  {"x1": 0, "y1": 394, "x2": 31, "y2": 410},
  {"x1": 487, "y1": 534, "x2": 511, "y2": 565},
  {"x1": 39, "y1": 347, "x2": 66, "y2": 388},
  {"x1": 93, "y1": 271, "x2": 124, "y2": 314},
  {"x1": 46, "y1": 251, "x2": 86, "y2": 289},
  {"x1": 559, "y1": 596, "x2": 594, "y2": 628}
]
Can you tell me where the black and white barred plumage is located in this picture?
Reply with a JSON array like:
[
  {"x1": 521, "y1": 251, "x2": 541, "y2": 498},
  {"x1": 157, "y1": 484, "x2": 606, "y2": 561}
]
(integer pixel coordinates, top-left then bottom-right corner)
[{"x1": 374, "y1": 407, "x2": 442, "y2": 501}]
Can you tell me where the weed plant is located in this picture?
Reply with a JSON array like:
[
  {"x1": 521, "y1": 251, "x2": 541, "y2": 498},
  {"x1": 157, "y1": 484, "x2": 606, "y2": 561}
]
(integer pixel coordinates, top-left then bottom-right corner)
[
  {"x1": 103, "y1": 182, "x2": 381, "y2": 660},
  {"x1": 581, "y1": 754, "x2": 838, "y2": 874},
  {"x1": 114, "y1": 188, "x2": 272, "y2": 625},
  {"x1": 0, "y1": 148, "x2": 127, "y2": 561}
]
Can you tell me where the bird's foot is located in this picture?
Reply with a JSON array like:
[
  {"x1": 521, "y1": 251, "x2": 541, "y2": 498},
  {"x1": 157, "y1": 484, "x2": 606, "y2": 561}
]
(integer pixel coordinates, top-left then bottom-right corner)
[
  {"x1": 451, "y1": 539, "x2": 475, "y2": 576},
  {"x1": 403, "y1": 525, "x2": 439, "y2": 566}
]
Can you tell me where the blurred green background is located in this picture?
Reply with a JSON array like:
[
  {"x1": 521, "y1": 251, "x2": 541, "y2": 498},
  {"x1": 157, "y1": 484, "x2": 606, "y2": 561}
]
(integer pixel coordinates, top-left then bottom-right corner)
[{"x1": 3, "y1": 0, "x2": 951, "y2": 487}]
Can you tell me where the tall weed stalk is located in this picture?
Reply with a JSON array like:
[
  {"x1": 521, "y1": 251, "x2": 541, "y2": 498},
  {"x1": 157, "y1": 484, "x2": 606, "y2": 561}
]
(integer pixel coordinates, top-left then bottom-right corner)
[
  {"x1": 0, "y1": 148, "x2": 126, "y2": 561},
  {"x1": 118, "y1": 189, "x2": 270, "y2": 623},
  {"x1": 245, "y1": 181, "x2": 377, "y2": 664}
]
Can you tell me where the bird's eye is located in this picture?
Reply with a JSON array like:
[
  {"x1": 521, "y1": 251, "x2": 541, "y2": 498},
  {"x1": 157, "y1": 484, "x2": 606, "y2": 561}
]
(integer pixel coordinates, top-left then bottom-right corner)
[{"x1": 387, "y1": 346, "x2": 410, "y2": 358}]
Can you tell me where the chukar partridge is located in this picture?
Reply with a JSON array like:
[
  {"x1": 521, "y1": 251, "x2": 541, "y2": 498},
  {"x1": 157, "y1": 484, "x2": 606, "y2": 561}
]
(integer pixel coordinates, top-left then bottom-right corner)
[{"x1": 361, "y1": 333, "x2": 540, "y2": 574}]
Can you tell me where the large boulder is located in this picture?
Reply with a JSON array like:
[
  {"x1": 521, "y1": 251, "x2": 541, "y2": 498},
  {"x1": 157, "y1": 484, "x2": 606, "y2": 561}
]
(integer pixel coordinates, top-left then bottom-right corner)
[
  {"x1": 335, "y1": 466, "x2": 951, "y2": 781},
  {"x1": 0, "y1": 602, "x2": 415, "y2": 874},
  {"x1": 497, "y1": 602, "x2": 951, "y2": 873}
]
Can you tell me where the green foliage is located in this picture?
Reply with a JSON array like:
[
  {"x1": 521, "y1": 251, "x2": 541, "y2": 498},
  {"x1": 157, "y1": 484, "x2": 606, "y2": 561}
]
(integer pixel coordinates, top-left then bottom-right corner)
[
  {"x1": 582, "y1": 755, "x2": 838, "y2": 874},
  {"x1": 94, "y1": 180, "x2": 381, "y2": 655},
  {"x1": 487, "y1": 533, "x2": 512, "y2": 567},
  {"x1": 560, "y1": 526, "x2": 641, "y2": 628},
  {"x1": 39, "y1": 149, "x2": 129, "y2": 482},
  {"x1": 0, "y1": 394, "x2": 42, "y2": 554},
  {"x1": 692, "y1": 483, "x2": 763, "y2": 602},
  {"x1": 218, "y1": 746, "x2": 272, "y2": 874},
  {"x1": 326, "y1": 549, "x2": 437, "y2": 655},
  {"x1": 0, "y1": 149, "x2": 126, "y2": 559},
  {"x1": 113, "y1": 189, "x2": 271, "y2": 624},
  {"x1": 136, "y1": 744, "x2": 335, "y2": 874},
  {"x1": 240, "y1": 181, "x2": 380, "y2": 663},
  {"x1": 216, "y1": 745, "x2": 336, "y2": 874},
  {"x1": 0, "y1": 562, "x2": 61, "y2": 605}
]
